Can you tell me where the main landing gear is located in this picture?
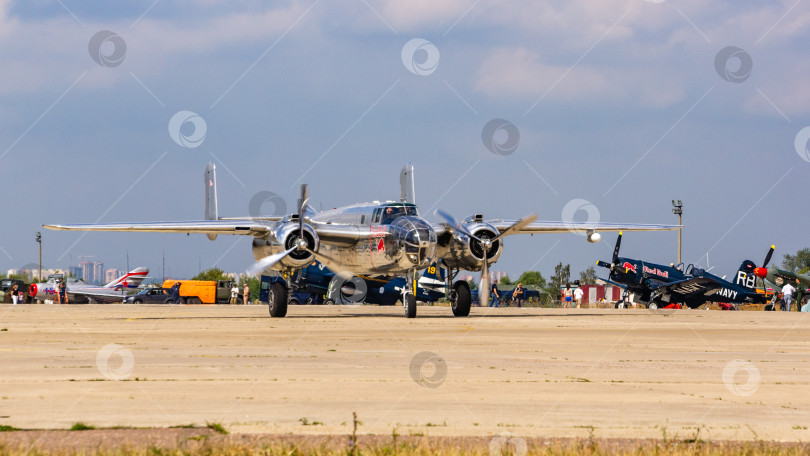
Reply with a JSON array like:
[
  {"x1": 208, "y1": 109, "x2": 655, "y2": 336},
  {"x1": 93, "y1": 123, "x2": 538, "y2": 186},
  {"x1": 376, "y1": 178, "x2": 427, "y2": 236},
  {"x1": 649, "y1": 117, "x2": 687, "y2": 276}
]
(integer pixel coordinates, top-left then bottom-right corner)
[
  {"x1": 404, "y1": 269, "x2": 417, "y2": 318},
  {"x1": 445, "y1": 266, "x2": 471, "y2": 317},
  {"x1": 267, "y1": 281, "x2": 288, "y2": 318}
]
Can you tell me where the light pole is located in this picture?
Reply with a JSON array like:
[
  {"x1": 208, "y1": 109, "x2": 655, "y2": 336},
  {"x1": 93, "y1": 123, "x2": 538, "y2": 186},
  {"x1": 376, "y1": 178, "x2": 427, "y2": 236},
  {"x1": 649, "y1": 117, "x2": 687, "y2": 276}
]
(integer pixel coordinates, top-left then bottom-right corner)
[
  {"x1": 672, "y1": 200, "x2": 683, "y2": 264},
  {"x1": 36, "y1": 232, "x2": 42, "y2": 281}
]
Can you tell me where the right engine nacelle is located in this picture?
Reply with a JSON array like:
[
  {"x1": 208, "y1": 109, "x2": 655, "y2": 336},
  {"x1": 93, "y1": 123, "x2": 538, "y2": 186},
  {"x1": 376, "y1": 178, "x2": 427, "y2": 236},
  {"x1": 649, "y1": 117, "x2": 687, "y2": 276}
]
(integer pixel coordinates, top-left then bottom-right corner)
[{"x1": 439, "y1": 221, "x2": 503, "y2": 271}]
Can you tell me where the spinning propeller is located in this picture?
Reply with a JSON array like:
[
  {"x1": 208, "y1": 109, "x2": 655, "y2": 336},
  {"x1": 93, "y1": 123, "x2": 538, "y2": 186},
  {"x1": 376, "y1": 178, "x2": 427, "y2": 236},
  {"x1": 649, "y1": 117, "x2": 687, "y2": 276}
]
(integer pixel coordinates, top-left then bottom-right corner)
[
  {"x1": 753, "y1": 245, "x2": 775, "y2": 292},
  {"x1": 247, "y1": 185, "x2": 340, "y2": 277},
  {"x1": 596, "y1": 231, "x2": 623, "y2": 273},
  {"x1": 435, "y1": 210, "x2": 537, "y2": 306}
]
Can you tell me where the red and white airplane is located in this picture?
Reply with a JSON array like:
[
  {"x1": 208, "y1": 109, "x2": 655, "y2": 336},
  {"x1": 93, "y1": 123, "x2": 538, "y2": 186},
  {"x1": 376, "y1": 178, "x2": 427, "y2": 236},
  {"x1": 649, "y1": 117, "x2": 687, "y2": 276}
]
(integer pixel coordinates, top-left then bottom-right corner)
[{"x1": 28, "y1": 267, "x2": 149, "y2": 303}]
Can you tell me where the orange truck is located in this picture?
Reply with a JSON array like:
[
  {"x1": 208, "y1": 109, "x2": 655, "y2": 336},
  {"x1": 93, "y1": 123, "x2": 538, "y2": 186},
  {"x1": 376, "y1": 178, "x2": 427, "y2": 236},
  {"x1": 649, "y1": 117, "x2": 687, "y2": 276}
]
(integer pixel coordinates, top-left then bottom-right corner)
[{"x1": 162, "y1": 279, "x2": 240, "y2": 304}]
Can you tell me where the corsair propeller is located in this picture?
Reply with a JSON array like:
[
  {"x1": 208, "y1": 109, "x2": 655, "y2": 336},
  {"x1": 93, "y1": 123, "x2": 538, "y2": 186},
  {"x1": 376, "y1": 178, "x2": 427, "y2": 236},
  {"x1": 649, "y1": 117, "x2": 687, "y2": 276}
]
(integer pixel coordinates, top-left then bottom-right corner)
[
  {"x1": 435, "y1": 210, "x2": 537, "y2": 306},
  {"x1": 596, "y1": 232, "x2": 623, "y2": 272},
  {"x1": 753, "y1": 245, "x2": 775, "y2": 291}
]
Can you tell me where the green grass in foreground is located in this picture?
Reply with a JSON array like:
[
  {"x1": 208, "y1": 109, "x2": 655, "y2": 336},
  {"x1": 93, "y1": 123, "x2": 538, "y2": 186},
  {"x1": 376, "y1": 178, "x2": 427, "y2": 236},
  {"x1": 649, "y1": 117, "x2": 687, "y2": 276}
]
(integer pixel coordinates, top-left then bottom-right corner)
[
  {"x1": 69, "y1": 422, "x2": 96, "y2": 431},
  {"x1": 1, "y1": 436, "x2": 809, "y2": 455}
]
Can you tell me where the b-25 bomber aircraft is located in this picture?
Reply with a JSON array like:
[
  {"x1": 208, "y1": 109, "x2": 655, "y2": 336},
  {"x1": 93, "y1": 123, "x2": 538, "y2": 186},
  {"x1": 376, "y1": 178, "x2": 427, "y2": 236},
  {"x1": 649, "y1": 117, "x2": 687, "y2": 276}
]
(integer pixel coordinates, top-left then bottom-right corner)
[
  {"x1": 46, "y1": 163, "x2": 678, "y2": 318},
  {"x1": 597, "y1": 233, "x2": 772, "y2": 309}
]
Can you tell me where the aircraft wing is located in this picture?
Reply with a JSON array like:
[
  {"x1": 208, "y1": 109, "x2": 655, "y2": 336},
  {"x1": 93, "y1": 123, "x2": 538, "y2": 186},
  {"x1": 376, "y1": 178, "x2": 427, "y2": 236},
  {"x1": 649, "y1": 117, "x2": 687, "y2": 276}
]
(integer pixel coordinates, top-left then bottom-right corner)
[
  {"x1": 598, "y1": 277, "x2": 627, "y2": 289},
  {"x1": 68, "y1": 288, "x2": 131, "y2": 303},
  {"x1": 766, "y1": 267, "x2": 810, "y2": 291},
  {"x1": 648, "y1": 277, "x2": 722, "y2": 299},
  {"x1": 489, "y1": 221, "x2": 681, "y2": 236},
  {"x1": 44, "y1": 221, "x2": 272, "y2": 237}
]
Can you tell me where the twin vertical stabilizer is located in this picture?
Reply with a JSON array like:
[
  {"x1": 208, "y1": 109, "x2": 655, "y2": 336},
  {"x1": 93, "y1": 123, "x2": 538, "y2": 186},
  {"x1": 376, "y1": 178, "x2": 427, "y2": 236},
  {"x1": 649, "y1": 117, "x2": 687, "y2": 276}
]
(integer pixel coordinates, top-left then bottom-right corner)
[
  {"x1": 400, "y1": 163, "x2": 415, "y2": 204},
  {"x1": 204, "y1": 162, "x2": 218, "y2": 240}
]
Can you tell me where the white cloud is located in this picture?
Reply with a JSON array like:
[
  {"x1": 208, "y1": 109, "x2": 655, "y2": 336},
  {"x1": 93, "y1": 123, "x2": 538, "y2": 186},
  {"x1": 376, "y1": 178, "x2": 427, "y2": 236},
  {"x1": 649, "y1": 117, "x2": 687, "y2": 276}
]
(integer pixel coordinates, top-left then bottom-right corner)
[{"x1": 473, "y1": 47, "x2": 686, "y2": 108}]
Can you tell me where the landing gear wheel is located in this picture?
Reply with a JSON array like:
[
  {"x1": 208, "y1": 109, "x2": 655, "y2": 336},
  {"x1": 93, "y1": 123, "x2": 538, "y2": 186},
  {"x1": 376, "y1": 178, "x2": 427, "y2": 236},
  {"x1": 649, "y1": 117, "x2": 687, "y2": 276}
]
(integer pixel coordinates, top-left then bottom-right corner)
[
  {"x1": 324, "y1": 298, "x2": 335, "y2": 306},
  {"x1": 648, "y1": 302, "x2": 658, "y2": 310},
  {"x1": 405, "y1": 294, "x2": 417, "y2": 318},
  {"x1": 451, "y1": 281, "x2": 471, "y2": 317},
  {"x1": 268, "y1": 282, "x2": 288, "y2": 318}
]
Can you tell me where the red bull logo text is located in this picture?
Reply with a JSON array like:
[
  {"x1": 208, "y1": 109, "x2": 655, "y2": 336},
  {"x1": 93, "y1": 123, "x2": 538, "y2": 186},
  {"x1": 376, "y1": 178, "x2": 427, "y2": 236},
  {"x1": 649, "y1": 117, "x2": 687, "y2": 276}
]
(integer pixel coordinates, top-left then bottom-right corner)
[{"x1": 643, "y1": 265, "x2": 669, "y2": 278}]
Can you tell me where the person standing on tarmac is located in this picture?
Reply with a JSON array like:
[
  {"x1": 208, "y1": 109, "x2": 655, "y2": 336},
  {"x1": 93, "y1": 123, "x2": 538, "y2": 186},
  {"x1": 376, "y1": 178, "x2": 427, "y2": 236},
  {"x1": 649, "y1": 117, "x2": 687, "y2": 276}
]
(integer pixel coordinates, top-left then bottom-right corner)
[
  {"x1": 563, "y1": 283, "x2": 573, "y2": 308},
  {"x1": 170, "y1": 282, "x2": 182, "y2": 304},
  {"x1": 243, "y1": 283, "x2": 250, "y2": 305},
  {"x1": 489, "y1": 280, "x2": 500, "y2": 307},
  {"x1": 574, "y1": 286, "x2": 584, "y2": 309},
  {"x1": 781, "y1": 280, "x2": 796, "y2": 312},
  {"x1": 230, "y1": 284, "x2": 239, "y2": 304},
  {"x1": 58, "y1": 279, "x2": 68, "y2": 304},
  {"x1": 512, "y1": 283, "x2": 525, "y2": 307}
]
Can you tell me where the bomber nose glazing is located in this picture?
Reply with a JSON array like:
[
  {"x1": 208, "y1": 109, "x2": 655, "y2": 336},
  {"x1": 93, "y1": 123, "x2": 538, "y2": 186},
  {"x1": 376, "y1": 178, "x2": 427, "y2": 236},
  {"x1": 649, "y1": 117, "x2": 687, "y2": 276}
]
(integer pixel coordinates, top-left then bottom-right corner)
[{"x1": 393, "y1": 217, "x2": 437, "y2": 267}]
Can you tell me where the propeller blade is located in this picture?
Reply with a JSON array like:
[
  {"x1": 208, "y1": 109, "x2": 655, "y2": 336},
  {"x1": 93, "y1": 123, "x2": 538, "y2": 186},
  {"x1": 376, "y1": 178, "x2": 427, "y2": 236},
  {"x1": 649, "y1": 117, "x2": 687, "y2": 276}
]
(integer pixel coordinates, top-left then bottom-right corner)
[
  {"x1": 480, "y1": 258, "x2": 490, "y2": 307},
  {"x1": 492, "y1": 214, "x2": 538, "y2": 241},
  {"x1": 434, "y1": 209, "x2": 481, "y2": 241},
  {"x1": 299, "y1": 184, "x2": 309, "y2": 239},
  {"x1": 762, "y1": 245, "x2": 775, "y2": 268},
  {"x1": 246, "y1": 246, "x2": 296, "y2": 277},
  {"x1": 596, "y1": 260, "x2": 612, "y2": 269},
  {"x1": 612, "y1": 231, "x2": 623, "y2": 264}
]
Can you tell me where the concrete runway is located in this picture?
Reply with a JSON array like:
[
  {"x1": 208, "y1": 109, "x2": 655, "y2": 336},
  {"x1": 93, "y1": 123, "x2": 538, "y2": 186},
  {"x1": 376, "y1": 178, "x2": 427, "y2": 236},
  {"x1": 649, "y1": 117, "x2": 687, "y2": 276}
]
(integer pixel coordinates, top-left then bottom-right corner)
[{"x1": 0, "y1": 304, "x2": 808, "y2": 441}]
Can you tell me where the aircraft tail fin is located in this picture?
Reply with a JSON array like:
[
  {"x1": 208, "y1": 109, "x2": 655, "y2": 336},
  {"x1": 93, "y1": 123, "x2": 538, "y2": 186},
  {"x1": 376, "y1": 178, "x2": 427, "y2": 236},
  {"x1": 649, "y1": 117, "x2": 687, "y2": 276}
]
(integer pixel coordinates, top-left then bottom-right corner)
[
  {"x1": 104, "y1": 267, "x2": 149, "y2": 289},
  {"x1": 204, "y1": 162, "x2": 218, "y2": 240},
  {"x1": 400, "y1": 163, "x2": 415, "y2": 204},
  {"x1": 733, "y1": 260, "x2": 758, "y2": 290}
]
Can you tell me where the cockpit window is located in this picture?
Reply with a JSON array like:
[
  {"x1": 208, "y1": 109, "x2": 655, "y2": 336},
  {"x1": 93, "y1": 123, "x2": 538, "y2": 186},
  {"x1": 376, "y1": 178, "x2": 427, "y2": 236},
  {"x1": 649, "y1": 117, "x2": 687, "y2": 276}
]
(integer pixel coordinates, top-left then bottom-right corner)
[{"x1": 380, "y1": 205, "x2": 419, "y2": 224}]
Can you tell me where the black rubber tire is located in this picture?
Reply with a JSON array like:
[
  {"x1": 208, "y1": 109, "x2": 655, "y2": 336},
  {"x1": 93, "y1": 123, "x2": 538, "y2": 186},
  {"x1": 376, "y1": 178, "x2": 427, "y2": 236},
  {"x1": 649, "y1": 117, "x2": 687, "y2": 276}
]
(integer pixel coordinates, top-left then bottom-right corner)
[
  {"x1": 289, "y1": 298, "x2": 299, "y2": 306},
  {"x1": 451, "y1": 281, "x2": 471, "y2": 317},
  {"x1": 164, "y1": 299, "x2": 174, "y2": 304},
  {"x1": 324, "y1": 299, "x2": 335, "y2": 306},
  {"x1": 405, "y1": 293, "x2": 417, "y2": 318},
  {"x1": 268, "y1": 282, "x2": 288, "y2": 318},
  {"x1": 133, "y1": 299, "x2": 143, "y2": 304},
  {"x1": 188, "y1": 297, "x2": 202, "y2": 304}
]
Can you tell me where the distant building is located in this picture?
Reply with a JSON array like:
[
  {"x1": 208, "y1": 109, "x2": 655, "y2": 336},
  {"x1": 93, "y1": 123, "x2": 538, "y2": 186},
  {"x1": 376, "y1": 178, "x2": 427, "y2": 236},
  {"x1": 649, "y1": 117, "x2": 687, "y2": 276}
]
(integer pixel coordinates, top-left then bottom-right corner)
[
  {"x1": 80, "y1": 261, "x2": 93, "y2": 283},
  {"x1": 105, "y1": 268, "x2": 122, "y2": 284},
  {"x1": 79, "y1": 261, "x2": 105, "y2": 284},
  {"x1": 93, "y1": 262, "x2": 105, "y2": 285},
  {"x1": 69, "y1": 266, "x2": 82, "y2": 280}
]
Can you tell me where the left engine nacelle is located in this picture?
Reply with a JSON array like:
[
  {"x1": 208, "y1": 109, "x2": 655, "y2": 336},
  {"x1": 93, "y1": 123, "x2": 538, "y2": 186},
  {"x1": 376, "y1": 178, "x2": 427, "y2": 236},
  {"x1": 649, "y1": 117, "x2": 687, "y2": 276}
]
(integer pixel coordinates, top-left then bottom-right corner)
[
  {"x1": 252, "y1": 221, "x2": 319, "y2": 271},
  {"x1": 440, "y1": 221, "x2": 503, "y2": 271}
]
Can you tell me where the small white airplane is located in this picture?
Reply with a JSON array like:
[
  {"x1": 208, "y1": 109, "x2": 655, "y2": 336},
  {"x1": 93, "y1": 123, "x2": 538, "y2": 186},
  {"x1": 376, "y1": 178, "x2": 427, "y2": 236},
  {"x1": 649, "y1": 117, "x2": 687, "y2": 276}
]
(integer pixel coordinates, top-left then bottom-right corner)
[
  {"x1": 45, "y1": 164, "x2": 678, "y2": 318},
  {"x1": 28, "y1": 267, "x2": 149, "y2": 303}
]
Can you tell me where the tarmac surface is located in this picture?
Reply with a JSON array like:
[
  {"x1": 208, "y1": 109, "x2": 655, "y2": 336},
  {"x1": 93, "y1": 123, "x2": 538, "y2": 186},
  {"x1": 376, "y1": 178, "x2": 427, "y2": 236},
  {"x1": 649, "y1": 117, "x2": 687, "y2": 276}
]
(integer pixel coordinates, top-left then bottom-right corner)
[{"x1": 0, "y1": 304, "x2": 808, "y2": 441}]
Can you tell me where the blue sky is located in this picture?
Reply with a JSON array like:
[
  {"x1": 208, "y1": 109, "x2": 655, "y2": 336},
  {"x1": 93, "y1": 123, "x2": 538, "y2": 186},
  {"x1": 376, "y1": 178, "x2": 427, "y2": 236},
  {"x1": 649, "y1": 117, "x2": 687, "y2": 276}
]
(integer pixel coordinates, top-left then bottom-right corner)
[{"x1": 0, "y1": 0, "x2": 807, "y2": 281}]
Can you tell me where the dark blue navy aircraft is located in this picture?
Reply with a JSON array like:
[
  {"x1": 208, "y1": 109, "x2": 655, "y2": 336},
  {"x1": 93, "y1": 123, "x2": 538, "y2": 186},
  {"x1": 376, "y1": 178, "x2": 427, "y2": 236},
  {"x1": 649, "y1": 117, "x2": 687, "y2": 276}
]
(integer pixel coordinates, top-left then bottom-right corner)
[
  {"x1": 261, "y1": 260, "x2": 446, "y2": 306},
  {"x1": 597, "y1": 232, "x2": 772, "y2": 309}
]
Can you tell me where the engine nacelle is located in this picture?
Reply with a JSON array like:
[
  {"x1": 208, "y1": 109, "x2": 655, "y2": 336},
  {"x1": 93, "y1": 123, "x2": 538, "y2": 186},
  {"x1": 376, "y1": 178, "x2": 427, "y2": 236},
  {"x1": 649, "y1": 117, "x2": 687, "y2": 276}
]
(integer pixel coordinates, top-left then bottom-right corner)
[
  {"x1": 587, "y1": 232, "x2": 601, "y2": 243},
  {"x1": 252, "y1": 221, "x2": 319, "y2": 271},
  {"x1": 440, "y1": 221, "x2": 503, "y2": 271}
]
